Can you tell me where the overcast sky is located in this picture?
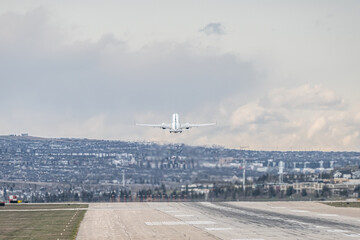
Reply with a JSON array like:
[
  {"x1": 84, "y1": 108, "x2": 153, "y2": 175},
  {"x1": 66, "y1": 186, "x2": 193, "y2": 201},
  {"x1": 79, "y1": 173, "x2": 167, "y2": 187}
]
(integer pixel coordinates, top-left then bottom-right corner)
[{"x1": 1, "y1": 1, "x2": 360, "y2": 151}]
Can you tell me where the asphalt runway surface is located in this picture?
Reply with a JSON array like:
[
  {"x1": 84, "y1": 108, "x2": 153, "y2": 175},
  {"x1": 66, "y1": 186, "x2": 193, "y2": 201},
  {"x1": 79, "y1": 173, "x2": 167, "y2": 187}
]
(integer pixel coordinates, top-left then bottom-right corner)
[{"x1": 76, "y1": 201, "x2": 360, "y2": 240}]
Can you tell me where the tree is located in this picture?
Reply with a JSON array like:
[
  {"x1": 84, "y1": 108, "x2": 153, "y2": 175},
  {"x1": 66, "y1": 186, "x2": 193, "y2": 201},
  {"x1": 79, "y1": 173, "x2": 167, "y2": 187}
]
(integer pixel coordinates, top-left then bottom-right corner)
[
  {"x1": 268, "y1": 186, "x2": 276, "y2": 198},
  {"x1": 339, "y1": 189, "x2": 348, "y2": 197},
  {"x1": 232, "y1": 190, "x2": 236, "y2": 200},
  {"x1": 315, "y1": 191, "x2": 320, "y2": 198},
  {"x1": 74, "y1": 193, "x2": 80, "y2": 201},
  {"x1": 301, "y1": 189, "x2": 307, "y2": 197},
  {"x1": 252, "y1": 186, "x2": 261, "y2": 197},
  {"x1": 321, "y1": 185, "x2": 331, "y2": 197},
  {"x1": 286, "y1": 186, "x2": 295, "y2": 196},
  {"x1": 257, "y1": 174, "x2": 269, "y2": 183},
  {"x1": 161, "y1": 184, "x2": 166, "y2": 194}
]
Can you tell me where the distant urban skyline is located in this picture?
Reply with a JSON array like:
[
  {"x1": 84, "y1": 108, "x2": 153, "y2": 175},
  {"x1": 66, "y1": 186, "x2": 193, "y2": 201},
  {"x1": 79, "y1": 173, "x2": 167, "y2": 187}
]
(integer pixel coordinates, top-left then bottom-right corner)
[{"x1": 1, "y1": 1, "x2": 360, "y2": 151}]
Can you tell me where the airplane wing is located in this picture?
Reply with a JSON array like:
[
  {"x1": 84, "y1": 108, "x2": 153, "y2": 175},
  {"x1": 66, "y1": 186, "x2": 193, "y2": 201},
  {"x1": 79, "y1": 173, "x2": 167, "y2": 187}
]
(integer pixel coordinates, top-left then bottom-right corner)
[
  {"x1": 136, "y1": 123, "x2": 172, "y2": 129},
  {"x1": 180, "y1": 122, "x2": 216, "y2": 129}
]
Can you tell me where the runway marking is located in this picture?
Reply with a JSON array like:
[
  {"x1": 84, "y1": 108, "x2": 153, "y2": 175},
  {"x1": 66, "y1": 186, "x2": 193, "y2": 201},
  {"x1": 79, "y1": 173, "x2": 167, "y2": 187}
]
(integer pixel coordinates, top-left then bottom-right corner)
[
  {"x1": 343, "y1": 233, "x2": 360, "y2": 237},
  {"x1": 290, "y1": 210, "x2": 309, "y2": 213},
  {"x1": 317, "y1": 214, "x2": 338, "y2": 217},
  {"x1": 205, "y1": 227, "x2": 232, "y2": 231},
  {"x1": 145, "y1": 221, "x2": 216, "y2": 226},
  {"x1": 327, "y1": 229, "x2": 348, "y2": 233},
  {"x1": 270, "y1": 207, "x2": 286, "y2": 209},
  {"x1": 231, "y1": 238, "x2": 265, "y2": 240},
  {"x1": 164, "y1": 210, "x2": 182, "y2": 213},
  {"x1": 145, "y1": 221, "x2": 183, "y2": 226},
  {"x1": 315, "y1": 226, "x2": 330, "y2": 229},
  {"x1": 187, "y1": 221, "x2": 216, "y2": 225},
  {"x1": 174, "y1": 215, "x2": 194, "y2": 217},
  {"x1": 267, "y1": 216, "x2": 283, "y2": 221}
]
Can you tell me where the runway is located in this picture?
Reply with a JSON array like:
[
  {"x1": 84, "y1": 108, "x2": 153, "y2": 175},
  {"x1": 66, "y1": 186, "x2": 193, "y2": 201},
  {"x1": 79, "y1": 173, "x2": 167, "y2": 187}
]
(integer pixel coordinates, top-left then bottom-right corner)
[{"x1": 76, "y1": 201, "x2": 360, "y2": 240}]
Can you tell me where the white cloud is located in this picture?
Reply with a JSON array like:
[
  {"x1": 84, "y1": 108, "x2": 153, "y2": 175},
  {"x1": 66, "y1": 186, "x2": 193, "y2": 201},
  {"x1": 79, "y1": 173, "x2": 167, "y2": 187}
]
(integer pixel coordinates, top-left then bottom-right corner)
[
  {"x1": 230, "y1": 102, "x2": 284, "y2": 128},
  {"x1": 355, "y1": 112, "x2": 360, "y2": 122},
  {"x1": 261, "y1": 84, "x2": 344, "y2": 110},
  {"x1": 199, "y1": 84, "x2": 360, "y2": 151},
  {"x1": 307, "y1": 117, "x2": 326, "y2": 138},
  {"x1": 199, "y1": 23, "x2": 225, "y2": 36},
  {"x1": 343, "y1": 131, "x2": 360, "y2": 146}
]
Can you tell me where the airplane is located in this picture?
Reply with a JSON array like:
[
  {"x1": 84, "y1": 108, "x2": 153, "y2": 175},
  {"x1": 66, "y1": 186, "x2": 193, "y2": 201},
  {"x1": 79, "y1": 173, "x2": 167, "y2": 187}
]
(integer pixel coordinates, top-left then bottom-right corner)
[{"x1": 136, "y1": 113, "x2": 216, "y2": 133}]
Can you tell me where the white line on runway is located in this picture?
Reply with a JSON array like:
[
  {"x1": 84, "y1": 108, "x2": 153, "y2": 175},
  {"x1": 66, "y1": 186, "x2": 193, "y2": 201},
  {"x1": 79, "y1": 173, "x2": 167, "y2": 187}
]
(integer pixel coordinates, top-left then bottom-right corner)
[
  {"x1": 146, "y1": 222, "x2": 183, "y2": 226},
  {"x1": 327, "y1": 229, "x2": 348, "y2": 233},
  {"x1": 290, "y1": 210, "x2": 309, "y2": 213},
  {"x1": 315, "y1": 226, "x2": 330, "y2": 229},
  {"x1": 343, "y1": 233, "x2": 360, "y2": 237},
  {"x1": 174, "y1": 215, "x2": 194, "y2": 217},
  {"x1": 231, "y1": 239, "x2": 265, "y2": 240},
  {"x1": 317, "y1": 214, "x2": 338, "y2": 217},
  {"x1": 145, "y1": 221, "x2": 216, "y2": 226},
  {"x1": 187, "y1": 221, "x2": 216, "y2": 225},
  {"x1": 164, "y1": 210, "x2": 182, "y2": 213},
  {"x1": 270, "y1": 207, "x2": 286, "y2": 209},
  {"x1": 205, "y1": 227, "x2": 232, "y2": 231}
]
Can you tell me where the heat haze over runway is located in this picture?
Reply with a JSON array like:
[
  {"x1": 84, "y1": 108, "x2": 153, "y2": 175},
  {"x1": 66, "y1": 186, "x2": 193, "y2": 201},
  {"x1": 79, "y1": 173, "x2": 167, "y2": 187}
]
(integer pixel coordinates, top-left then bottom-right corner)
[{"x1": 76, "y1": 201, "x2": 360, "y2": 240}]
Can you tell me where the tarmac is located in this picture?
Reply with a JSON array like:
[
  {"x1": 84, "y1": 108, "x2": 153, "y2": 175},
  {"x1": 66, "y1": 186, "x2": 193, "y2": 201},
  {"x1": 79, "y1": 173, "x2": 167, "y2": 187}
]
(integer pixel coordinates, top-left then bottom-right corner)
[{"x1": 76, "y1": 201, "x2": 360, "y2": 240}]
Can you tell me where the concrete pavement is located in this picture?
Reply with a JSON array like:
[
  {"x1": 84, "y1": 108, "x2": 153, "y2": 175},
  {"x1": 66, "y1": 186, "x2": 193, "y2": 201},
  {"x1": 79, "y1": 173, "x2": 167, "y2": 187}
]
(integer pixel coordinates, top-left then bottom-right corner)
[{"x1": 76, "y1": 201, "x2": 360, "y2": 240}]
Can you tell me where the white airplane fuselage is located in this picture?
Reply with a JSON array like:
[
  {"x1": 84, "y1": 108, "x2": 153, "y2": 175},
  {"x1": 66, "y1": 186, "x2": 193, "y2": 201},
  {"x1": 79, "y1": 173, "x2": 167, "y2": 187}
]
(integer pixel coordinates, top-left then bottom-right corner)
[{"x1": 170, "y1": 113, "x2": 182, "y2": 133}]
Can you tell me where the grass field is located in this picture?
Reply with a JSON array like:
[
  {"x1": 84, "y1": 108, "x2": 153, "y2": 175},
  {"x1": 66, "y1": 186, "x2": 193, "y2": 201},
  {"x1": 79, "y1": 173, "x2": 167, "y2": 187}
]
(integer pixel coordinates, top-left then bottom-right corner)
[
  {"x1": 0, "y1": 204, "x2": 88, "y2": 240},
  {"x1": 322, "y1": 201, "x2": 360, "y2": 208}
]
